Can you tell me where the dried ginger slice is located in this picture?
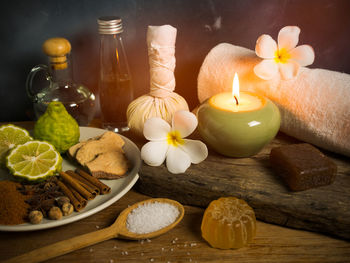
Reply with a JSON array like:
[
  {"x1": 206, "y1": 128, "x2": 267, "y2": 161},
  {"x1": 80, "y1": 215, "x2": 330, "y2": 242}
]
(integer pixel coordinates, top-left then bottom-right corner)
[
  {"x1": 75, "y1": 131, "x2": 125, "y2": 166},
  {"x1": 86, "y1": 151, "x2": 129, "y2": 179},
  {"x1": 68, "y1": 134, "x2": 103, "y2": 158}
]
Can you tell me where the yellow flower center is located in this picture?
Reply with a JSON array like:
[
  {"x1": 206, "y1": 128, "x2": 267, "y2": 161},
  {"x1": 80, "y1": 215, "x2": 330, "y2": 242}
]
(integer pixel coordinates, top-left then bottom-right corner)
[
  {"x1": 167, "y1": 130, "x2": 184, "y2": 147},
  {"x1": 274, "y1": 48, "x2": 291, "y2": 64}
]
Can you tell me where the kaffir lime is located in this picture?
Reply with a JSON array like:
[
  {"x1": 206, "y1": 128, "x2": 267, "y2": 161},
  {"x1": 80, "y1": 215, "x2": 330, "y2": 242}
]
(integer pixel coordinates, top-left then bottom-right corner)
[
  {"x1": 0, "y1": 124, "x2": 33, "y2": 166},
  {"x1": 6, "y1": 140, "x2": 62, "y2": 182},
  {"x1": 34, "y1": 101, "x2": 80, "y2": 153}
]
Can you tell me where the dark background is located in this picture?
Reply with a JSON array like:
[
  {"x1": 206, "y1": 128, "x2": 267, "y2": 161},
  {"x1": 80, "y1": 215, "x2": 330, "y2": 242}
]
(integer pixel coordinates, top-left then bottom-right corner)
[{"x1": 1, "y1": 0, "x2": 350, "y2": 121}]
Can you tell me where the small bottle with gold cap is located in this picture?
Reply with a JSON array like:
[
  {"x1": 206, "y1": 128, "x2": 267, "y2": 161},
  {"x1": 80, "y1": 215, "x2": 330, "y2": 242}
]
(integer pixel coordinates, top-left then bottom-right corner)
[{"x1": 26, "y1": 37, "x2": 96, "y2": 126}]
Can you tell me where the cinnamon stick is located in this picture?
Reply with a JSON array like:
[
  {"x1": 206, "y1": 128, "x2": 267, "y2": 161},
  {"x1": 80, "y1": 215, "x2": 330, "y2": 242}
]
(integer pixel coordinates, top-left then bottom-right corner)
[
  {"x1": 66, "y1": 170, "x2": 100, "y2": 196},
  {"x1": 59, "y1": 171, "x2": 95, "y2": 200},
  {"x1": 76, "y1": 169, "x2": 111, "y2": 194},
  {"x1": 67, "y1": 185, "x2": 87, "y2": 210},
  {"x1": 56, "y1": 180, "x2": 82, "y2": 212}
]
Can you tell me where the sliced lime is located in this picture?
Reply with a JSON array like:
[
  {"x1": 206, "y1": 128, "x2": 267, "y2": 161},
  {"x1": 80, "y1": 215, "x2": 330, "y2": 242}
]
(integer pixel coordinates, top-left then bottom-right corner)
[
  {"x1": 6, "y1": 140, "x2": 62, "y2": 182},
  {"x1": 0, "y1": 124, "x2": 33, "y2": 166}
]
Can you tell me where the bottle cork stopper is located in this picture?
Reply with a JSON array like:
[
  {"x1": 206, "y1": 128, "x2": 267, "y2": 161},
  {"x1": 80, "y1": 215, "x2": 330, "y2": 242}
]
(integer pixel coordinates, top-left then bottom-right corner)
[{"x1": 42, "y1": 37, "x2": 71, "y2": 70}]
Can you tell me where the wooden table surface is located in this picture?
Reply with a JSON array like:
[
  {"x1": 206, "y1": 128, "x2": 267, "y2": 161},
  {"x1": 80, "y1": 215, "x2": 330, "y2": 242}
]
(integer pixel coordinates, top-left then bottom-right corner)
[{"x1": 1, "y1": 121, "x2": 350, "y2": 263}]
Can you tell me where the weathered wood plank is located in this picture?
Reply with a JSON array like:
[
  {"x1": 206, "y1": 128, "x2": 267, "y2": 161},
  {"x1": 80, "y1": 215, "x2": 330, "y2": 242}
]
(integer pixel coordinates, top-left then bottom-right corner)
[{"x1": 136, "y1": 133, "x2": 350, "y2": 240}]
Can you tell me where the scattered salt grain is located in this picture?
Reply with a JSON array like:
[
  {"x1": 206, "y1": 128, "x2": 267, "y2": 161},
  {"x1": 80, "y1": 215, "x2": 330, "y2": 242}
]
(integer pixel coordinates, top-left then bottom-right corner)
[
  {"x1": 110, "y1": 259, "x2": 114, "y2": 263},
  {"x1": 89, "y1": 248, "x2": 93, "y2": 252},
  {"x1": 147, "y1": 238, "x2": 152, "y2": 243},
  {"x1": 190, "y1": 243, "x2": 197, "y2": 247},
  {"x1": 95, "y1": 225, "x2": 100, "y2": 229},
  {"x1": 150, "y1": 258, "x2": 155, "y2": 262},
  {"x1": 126, "y1": 201, "x2": 179, "y2": 234},
  {"x1": 141, "y1": 252, "x2": 144, "y2": 256}
]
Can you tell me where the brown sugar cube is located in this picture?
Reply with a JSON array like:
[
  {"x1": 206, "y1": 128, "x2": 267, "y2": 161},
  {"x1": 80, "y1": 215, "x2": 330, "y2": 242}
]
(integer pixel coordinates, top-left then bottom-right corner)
[{"x1": 270, "y1": 143, "x2": 337, "y2": 191}]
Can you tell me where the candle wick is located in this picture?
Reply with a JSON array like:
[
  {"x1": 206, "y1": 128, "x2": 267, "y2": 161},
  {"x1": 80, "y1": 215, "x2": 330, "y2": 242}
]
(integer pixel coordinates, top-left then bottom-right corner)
[{"x1": 234, "y1": 96, "x2": 239, "y2": 105}]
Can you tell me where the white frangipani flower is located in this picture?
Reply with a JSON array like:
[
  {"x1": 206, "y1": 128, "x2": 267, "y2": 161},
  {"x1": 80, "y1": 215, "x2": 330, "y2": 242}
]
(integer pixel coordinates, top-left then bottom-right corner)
[
  {"x1": 141, "y1": 110, "x2": 208, "y2": 174},
  {"x1": 254, "y1": 26, "x2": 315, "y2": 80}
]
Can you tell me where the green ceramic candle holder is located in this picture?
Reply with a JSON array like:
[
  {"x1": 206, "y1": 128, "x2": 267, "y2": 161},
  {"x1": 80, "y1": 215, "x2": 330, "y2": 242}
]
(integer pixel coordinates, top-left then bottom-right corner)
[{"x1": 197, "y1": 93, "x2": 281, "y2": 157}]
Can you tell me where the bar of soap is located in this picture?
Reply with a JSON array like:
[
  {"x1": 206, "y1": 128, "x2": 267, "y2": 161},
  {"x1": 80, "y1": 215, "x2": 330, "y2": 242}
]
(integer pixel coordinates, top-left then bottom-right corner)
[
  {"x1": 270, "y1": 143, "x2": 337, "y2": 191},
  {"x1": 201, "y1": 197, "x2": 256, "y2": 249}
]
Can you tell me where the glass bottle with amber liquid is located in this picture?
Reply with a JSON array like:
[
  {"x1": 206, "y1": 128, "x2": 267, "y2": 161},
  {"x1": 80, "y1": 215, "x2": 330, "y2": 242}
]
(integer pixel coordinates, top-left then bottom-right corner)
[{"x1": 97, "y1": 16, "x2": 133, "y2": 132}]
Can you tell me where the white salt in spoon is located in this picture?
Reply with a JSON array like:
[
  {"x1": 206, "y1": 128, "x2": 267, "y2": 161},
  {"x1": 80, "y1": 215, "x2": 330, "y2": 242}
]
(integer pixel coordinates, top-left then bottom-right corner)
[{"x1": 4, "y1": 198, "x2": 185, "y2": 263}]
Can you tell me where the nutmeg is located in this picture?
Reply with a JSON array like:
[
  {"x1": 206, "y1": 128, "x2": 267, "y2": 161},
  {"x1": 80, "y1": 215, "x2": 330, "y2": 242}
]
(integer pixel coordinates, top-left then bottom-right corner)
[
  {"x1": 48, "y1": 206, "x2": 63, "y2": 220},
  {"x1": 29, "y1": 210, "x2": 43, "y2": 224},
  {"x1": 61, "y1": 202, "x2": 74, "y2": 216}
]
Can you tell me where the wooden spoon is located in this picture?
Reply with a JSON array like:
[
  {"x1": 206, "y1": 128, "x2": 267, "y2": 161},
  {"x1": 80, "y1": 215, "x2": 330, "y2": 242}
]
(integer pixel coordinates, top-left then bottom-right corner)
[{"x1": 4, "y1": 198, "x2": 185, "y2": 263}]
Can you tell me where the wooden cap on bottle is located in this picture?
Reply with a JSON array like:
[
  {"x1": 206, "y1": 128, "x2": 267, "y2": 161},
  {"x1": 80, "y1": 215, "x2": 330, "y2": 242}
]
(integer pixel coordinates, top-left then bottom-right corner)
[{"x1": 42, "y1": 37, "x2": 71, "y2": 69}]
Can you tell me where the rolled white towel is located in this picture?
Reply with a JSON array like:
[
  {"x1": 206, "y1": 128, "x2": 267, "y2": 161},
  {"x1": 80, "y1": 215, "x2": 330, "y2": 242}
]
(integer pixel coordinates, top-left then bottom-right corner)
[{"x1": 198, "y1": 43, "x2": 350, "y2": 157}]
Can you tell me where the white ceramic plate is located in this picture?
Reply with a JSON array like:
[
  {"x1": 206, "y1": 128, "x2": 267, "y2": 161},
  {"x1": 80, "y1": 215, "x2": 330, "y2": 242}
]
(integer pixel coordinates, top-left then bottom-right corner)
[{"x1": 0, "y1": 127, "x2": 141, "y2": 232}]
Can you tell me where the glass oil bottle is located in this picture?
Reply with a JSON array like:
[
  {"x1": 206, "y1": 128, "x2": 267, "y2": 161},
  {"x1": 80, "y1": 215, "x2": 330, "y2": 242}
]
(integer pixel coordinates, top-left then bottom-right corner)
[
  {"x1": 97, "y1": 16, "x2": 133, "y2": 132},
  {"x1": 26, "y1": 37, "x2": 96, "y2": 126}
]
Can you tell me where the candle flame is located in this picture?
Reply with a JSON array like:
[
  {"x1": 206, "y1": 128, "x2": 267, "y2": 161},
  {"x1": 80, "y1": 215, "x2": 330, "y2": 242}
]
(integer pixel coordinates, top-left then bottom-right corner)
[{"x1": 232, "y1": 73, "x2": 240, "y2": 105}]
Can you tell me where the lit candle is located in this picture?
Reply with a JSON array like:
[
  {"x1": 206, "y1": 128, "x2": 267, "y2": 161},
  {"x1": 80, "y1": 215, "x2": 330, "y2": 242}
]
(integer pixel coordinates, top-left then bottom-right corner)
[
  {"x1": 197, "y1": 73, "x2": 280, "y2": 157},
  {"x1": 210, "y1": 73, "x2": 264, "y2": 112}
]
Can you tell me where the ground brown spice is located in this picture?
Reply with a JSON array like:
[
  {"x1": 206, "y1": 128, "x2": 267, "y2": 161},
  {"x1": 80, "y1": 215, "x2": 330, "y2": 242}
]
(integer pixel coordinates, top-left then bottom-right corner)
[{"x1": 0, "y1": 180, "x2": 29, "y2": 225}]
